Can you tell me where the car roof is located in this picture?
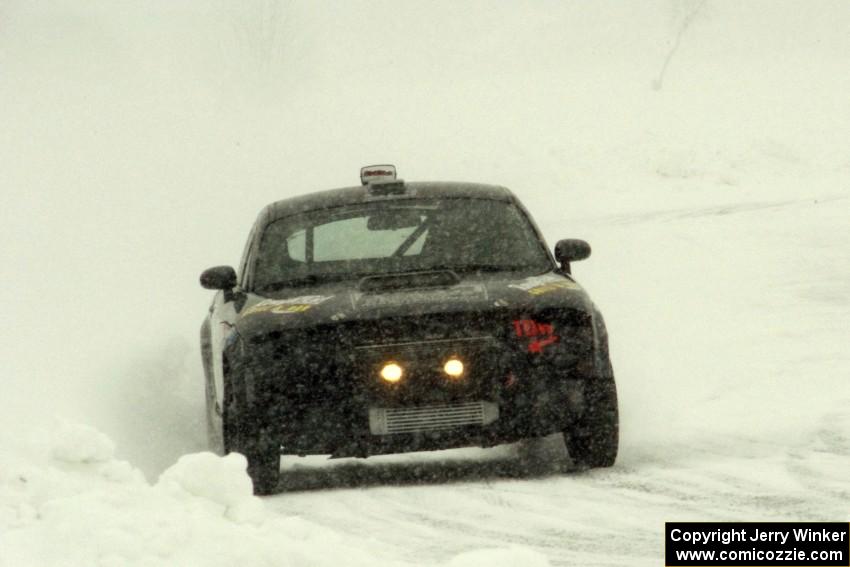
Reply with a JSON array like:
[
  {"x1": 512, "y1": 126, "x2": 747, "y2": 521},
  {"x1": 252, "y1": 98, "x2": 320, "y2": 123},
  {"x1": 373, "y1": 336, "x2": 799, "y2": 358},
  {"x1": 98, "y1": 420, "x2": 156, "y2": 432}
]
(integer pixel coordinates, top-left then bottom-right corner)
[{"x1": 264, "y1": 182, "x2": 515, "y2": 222}]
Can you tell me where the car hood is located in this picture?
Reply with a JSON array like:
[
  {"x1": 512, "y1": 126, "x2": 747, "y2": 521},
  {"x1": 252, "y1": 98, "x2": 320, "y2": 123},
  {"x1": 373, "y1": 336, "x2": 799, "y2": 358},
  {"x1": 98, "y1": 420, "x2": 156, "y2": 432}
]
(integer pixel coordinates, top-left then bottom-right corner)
[{"x1": 234, "y1": 270, "x2": 594, "y2": 337}]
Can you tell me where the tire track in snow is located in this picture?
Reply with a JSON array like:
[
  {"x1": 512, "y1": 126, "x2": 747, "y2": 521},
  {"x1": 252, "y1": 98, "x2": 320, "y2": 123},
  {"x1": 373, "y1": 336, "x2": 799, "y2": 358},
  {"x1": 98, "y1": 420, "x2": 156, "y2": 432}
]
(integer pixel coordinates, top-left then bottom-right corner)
[{"x1": 574, "y1": 194, "x2": 848, "y2": 227}]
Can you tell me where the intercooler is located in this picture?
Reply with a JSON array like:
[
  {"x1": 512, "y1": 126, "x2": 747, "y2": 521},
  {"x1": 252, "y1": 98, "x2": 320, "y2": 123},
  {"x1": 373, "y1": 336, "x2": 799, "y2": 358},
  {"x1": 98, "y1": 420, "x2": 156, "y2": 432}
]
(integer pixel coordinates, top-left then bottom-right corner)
[{"x1": 368, "y1": 401, "x2": 499, "y2": 435}]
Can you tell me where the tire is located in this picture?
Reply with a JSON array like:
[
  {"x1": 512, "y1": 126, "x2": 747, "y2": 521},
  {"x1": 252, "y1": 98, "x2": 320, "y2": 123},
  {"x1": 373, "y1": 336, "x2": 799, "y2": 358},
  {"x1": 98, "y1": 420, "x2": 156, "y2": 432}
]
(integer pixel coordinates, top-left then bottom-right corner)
[
  {"x1": 243, "y1": 442, "x2": 281, "y2": 496},
  {"x1": 222, "y1": 365, "x2": 280, "y2": 495},
  {"x1": 564, "y1": 378, "x2": 619, "y2": 468}
]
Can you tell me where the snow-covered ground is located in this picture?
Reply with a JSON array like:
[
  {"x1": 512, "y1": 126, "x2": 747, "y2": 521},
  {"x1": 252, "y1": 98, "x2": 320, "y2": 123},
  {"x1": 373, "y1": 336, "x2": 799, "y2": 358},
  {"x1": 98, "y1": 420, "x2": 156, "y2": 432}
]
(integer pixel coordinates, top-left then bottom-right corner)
[{"x1": 2, "y1": 2, "x2": 848, "y2": 566}]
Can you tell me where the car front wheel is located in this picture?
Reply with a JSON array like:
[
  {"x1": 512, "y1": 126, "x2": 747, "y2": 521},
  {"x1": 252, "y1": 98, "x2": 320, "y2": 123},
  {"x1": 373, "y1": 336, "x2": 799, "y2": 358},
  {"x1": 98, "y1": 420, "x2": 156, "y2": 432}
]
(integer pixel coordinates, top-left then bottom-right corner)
[
  {"x1": 222, "y1": 366, "x2": 280, "y2": 495},
  {"x1": 564, "y1": 379, "x2": 619, "y2": 468}
]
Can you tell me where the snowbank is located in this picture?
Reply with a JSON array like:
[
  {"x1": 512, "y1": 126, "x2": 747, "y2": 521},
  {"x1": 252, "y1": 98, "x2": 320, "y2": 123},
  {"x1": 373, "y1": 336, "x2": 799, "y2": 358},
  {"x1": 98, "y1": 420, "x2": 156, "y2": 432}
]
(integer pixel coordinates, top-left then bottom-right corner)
[
  {"x1": 0, "y1": 422, "x2": 548, "y2": 567},
  {"x1": 49, "y1": 421, "x2": 116, "y2": 465},
  {"x1": 158, "y1": 452, "x2": 265, "y2": 524}
]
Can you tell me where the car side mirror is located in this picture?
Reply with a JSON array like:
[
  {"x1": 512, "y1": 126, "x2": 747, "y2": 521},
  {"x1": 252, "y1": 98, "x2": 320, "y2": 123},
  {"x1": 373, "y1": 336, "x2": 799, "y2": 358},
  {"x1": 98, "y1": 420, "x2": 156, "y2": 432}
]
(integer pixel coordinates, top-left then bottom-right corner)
[
  {"x1": 200, "y1": 266, "x2": 237, "y2": 290},
  {"x1": 554, "y1": 239, "x2": 591, "y2": 274}
]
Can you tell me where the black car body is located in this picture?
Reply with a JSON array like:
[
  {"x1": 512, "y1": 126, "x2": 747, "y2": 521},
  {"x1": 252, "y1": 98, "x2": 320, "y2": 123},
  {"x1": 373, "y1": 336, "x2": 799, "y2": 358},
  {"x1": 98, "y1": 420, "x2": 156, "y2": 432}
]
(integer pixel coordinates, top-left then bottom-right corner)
[{"x1": 200, "y1": 169, "x2": 618, "y2": 494}]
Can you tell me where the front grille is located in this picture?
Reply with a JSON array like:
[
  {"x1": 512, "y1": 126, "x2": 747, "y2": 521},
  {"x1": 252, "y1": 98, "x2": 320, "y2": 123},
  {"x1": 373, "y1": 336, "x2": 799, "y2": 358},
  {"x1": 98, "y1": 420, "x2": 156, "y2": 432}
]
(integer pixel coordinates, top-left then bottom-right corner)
[{"x1": 368, "y1": 401, "x2": 499, "y2": 435}]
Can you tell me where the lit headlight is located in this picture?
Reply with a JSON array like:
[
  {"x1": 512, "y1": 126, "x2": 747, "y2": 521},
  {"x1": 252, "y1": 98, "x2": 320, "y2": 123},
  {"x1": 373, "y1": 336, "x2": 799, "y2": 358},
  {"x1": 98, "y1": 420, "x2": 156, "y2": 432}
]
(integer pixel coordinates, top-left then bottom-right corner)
[
  {"x1": 380, "y1": 362, "x2": 403, "y2": 383},
  {"x1": 443, "y1": 358, "x2": 464, "y2": 378}
]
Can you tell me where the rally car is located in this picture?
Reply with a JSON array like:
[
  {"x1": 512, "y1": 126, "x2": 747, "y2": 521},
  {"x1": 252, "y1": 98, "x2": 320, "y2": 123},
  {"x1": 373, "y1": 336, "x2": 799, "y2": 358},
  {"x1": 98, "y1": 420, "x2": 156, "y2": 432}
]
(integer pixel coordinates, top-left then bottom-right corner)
[{"x1": 200, "y1": 165, "x2": 618, "y2": 494}]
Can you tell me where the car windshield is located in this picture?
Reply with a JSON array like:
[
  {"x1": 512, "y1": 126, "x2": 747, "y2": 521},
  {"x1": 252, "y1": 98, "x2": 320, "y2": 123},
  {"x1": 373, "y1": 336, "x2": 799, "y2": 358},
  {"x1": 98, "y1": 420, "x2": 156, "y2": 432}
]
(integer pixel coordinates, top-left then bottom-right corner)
[{"x1": 252, "y1": 198, "x2": 552, "y2": 290}]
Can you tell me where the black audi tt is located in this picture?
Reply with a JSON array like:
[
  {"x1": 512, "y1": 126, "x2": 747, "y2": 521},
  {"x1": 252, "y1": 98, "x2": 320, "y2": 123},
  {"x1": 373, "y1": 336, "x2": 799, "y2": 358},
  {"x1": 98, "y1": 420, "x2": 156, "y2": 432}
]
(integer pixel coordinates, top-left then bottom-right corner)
[{"x1": 200, "y1": 165, "x2": 618, "y2": 494}]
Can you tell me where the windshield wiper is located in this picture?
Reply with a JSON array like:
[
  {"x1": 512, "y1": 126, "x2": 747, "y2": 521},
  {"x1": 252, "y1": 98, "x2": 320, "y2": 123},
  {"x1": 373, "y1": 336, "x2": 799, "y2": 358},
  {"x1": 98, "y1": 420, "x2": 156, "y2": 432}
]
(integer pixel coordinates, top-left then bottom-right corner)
[{"x1": 391, "y1": 218, "x2": 431, "y2": 257}]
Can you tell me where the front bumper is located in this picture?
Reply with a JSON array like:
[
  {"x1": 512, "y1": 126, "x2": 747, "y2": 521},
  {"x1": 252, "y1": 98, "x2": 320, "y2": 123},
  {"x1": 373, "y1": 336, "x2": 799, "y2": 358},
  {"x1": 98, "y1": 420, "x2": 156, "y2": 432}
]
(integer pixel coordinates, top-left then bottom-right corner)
[
  {"x1": 262, "y1": 375, "x2": 586, "y2": 457},
  {"x1": 233, "y1": 307, "x2": 597, "y2": 457}
]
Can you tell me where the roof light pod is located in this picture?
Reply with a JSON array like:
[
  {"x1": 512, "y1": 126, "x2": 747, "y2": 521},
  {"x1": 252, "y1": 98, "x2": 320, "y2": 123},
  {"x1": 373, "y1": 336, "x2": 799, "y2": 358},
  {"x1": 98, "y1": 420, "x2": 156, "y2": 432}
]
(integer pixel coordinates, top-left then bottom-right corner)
[{"x1": 360, "y1": 164, "x2": 397, "y2": 185}]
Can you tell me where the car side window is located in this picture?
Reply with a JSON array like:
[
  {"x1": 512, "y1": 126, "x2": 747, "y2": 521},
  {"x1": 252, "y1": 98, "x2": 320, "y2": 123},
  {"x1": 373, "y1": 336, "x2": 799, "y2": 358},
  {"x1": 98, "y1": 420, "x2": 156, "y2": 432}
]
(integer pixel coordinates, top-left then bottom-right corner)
[{"x1": 286, "y1": 230, "x2": 307, "y2": 262}]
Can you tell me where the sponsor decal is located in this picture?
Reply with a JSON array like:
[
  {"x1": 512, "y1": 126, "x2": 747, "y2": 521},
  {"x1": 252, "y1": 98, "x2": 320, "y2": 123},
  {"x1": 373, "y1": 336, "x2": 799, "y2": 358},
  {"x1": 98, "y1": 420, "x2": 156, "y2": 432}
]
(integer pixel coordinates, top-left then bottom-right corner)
[
  {"x1": 509, "y1": 274, "x2": 578, "y2": 296},
  {"x1": 526, "y1": 281, "x2": 577, "y2": 296},
  {"x1": 243, "y1": 295, "x2": 331, "y2": 316},
  {"x1": 364, "y1": 169, "x2": 393, "y2": 178},
  {"x1": 513, "y1": 318, "x2": 559, "y2": 353}
]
